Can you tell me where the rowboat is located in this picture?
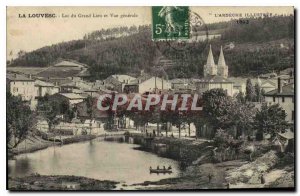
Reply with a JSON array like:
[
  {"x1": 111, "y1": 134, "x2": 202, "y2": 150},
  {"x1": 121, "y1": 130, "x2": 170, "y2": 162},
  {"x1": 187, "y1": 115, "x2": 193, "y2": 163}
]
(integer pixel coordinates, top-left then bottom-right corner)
[{"x1": 149, "y1": 168, "x2": 172, "y2": 174}]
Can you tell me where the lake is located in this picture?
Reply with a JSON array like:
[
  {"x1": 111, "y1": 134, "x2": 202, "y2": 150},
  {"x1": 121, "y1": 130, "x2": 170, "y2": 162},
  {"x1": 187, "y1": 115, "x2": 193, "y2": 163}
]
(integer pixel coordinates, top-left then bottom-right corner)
[{"x1": 8, "y1": 140, "x2": 180, "y2": 185}]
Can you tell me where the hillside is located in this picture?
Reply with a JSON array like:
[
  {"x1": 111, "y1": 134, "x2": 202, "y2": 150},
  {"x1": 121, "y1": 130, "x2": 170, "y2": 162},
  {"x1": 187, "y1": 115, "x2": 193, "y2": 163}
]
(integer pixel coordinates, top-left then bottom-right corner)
[{"x1": 8, "y1": 16, "x2": 294, "y2": 80}]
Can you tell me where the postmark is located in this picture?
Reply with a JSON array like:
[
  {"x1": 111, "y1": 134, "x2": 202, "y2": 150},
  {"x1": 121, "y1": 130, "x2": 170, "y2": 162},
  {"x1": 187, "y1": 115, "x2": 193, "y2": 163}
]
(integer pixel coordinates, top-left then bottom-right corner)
[
  {"x1": 152, "y1": 7, "x2": 209, "y2": 59},
  {"x1": 152, "y1": 6, "x2": 190, "y2": 40}
]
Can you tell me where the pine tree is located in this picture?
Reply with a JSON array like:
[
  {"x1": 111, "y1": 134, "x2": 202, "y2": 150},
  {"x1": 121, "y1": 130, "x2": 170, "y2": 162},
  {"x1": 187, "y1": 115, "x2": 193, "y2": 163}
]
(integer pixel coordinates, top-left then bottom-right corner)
[
  {"x1": 254, "y1": 83, "x2": 262, "y2": 102},
  {"x1": 245, "y1": 78, "x2": 255, "y2": 102}
]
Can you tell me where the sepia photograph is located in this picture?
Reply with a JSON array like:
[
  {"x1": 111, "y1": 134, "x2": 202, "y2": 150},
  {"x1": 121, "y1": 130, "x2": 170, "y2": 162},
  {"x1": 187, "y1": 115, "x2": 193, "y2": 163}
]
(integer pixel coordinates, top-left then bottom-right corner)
[{"x1": 6, "y1": 6, "x2": 295, "y2": 191}]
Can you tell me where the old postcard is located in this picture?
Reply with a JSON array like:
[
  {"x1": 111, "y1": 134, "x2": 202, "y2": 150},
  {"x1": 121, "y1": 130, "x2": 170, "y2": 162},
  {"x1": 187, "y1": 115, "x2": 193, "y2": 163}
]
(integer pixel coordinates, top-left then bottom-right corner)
[{"x1": 7, "y1": 6, "x2": 295, "y2": 191}]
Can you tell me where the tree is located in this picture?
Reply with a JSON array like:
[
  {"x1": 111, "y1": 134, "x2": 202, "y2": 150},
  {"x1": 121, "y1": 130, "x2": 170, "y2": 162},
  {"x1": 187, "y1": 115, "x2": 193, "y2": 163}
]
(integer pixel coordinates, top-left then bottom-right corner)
[
  {"x1": 60, "y1": 99, "x2": 70, "y2": 115},
  {"x1": 59, "y1": 99, "x2": 75, "y2": 121},
  {"x1": 37, "y1": 95, "x2": 60, "y2": 132},
  {"x1": 99, "y1": 94, "x2": 114, "y2": 130},
  {"x1": 7, "y1": 92, "x2": 35, "y2": 149},
  {"x1": 86, "y1": 96, "x2": 94, "y2": 119},
  {"x1": 86, "y1": 96, "x2": 94, "y2": 134},
  {"x1": 213, "y1": 129, "x2": 233, "y2": 162},
  {"x1": 229, "y1": 101, "x2": 256, "y2": 139},
  {"x1": 254, "y1": 83, "x2": 264, "y2": 102},
  {"x1": 252, "y1": 103, "x2": 289, "y2": 141},
  {"x1": 260, "y1": 88, "x2": 265, "y2": 102},
  {"x1": 202, "y1": 89, "x2": 234, "y2": 132},
  {"x1": 245, "y1": 78, "x2": 255, "y2": 102},
  {"x1": 170, "y1": 110, "x2": 184, "y2": 138},
  {"x1": 236, "y1": 92, "x2": 246, "y2": 104}
]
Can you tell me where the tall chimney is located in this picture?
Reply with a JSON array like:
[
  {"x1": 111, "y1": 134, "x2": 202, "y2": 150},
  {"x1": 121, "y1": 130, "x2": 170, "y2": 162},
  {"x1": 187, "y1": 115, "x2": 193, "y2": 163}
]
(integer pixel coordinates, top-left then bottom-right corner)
[{"x1": 278, "y1": 77, "x2": 282, "y2": 93}]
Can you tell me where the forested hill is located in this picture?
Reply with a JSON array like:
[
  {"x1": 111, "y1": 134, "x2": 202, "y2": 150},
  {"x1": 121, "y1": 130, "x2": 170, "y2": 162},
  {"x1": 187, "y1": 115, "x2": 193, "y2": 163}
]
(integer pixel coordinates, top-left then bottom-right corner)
[{"x1": 8, "y1": 16, "x2": 294, "y2": 80}]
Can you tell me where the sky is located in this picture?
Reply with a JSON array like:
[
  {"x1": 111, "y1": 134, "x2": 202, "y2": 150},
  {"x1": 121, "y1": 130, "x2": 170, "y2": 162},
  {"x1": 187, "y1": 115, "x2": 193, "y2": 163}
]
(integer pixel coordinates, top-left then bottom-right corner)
[{"x1": 7, "y1": 6, "x2": 294, "y2": 60}]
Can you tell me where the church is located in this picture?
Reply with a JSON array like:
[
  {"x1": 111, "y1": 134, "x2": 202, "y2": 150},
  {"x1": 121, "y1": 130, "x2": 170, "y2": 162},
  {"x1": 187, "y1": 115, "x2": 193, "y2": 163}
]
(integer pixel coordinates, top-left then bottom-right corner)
[{"x1": 196, "y1": 45, "x2": 234, "y2": 96}]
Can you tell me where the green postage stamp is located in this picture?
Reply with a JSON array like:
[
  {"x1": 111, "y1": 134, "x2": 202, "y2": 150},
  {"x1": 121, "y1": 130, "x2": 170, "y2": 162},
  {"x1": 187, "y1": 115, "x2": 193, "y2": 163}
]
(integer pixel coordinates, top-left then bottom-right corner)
[{"x1": 152, "y1": 6, "x2": 190, "y2": 40}]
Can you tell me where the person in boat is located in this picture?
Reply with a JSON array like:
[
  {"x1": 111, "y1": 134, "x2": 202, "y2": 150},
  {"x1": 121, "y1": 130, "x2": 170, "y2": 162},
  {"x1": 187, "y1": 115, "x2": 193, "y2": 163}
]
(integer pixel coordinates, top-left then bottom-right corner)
[
  {"x1": 208, "y1": 174, "x2": 213, "y2": 183},
  {"x1": 168, "y1": 165, "x2": 172, "y2": 170},
  {"x1": 150, "y1": 166, "x2": 152, "y2": 170},
  {"x1": 157, "y1": 165, "x2": 160, "y2": 170},
  {"x1": 260, "y1": 172, "x2": 265, "y2": 184},
  {"x1": 163, "y1": 166, "x2": 166, "y2": 170}
]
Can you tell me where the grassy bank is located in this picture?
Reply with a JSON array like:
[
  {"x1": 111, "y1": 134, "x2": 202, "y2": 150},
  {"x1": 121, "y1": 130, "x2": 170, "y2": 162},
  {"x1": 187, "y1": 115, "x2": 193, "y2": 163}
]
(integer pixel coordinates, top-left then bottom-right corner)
[
  {"x1": 8, "y1": 174, "x2": 118, "y2": 190},
  {"x1": 10, "y1": 134, "x2": 97, "y2": 156}
]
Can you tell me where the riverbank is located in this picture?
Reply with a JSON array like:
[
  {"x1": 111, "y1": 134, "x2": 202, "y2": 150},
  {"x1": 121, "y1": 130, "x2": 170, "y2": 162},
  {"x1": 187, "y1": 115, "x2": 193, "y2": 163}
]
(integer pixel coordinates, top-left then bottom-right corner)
[
  {"x1": 8, "y1": 174, "x2": 118, "y2": 190},
  {"x1": 132, "y1": 160, "x2": 246, "y2": 190},
  {"x1": 117, "y1": 133, "x2": 295, "y2": 190},
  {"x1": 130, "y1": 151, "x2": 294, "y2": 190},
  {"x1": 9, "y1": 134, "x2": 97, "y2": 157}
]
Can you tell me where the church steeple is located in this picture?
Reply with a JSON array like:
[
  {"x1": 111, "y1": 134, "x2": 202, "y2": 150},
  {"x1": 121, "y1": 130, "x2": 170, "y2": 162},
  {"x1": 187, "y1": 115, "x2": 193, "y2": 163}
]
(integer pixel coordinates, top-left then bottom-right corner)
[
  {"x1": 217, "y1": 46, "x2": 228, "y2": 78},
  {"x1": 217, "y1": 46, "x2": 226, "y2": 67},
  {"x1": 204, "y1": 45, "x2": 217, "y2": 77},
  {"x1": 206, "y1": 45, "x2": 215, "y2": 67}
]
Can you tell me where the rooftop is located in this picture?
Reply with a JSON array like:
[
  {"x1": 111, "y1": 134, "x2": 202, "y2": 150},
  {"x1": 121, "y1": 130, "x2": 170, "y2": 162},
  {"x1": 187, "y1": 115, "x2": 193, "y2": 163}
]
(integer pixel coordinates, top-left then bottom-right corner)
[
  {"x1": 128, "y1": 75, "x2": 154, "y2": 85},
  {"x1": 197, "y1": 75, "x2": 233, "y2": 83},
  {"x1": 77, "y1": 69, "x2": 91, "y2": 77},
  {"x1": 45, "y1": 78, "x2": 73, "y2": 86},
  {"x1": 7, "y1": 73, "x2": 34, "y2": 81},
  {"x1": 264, "y1": 83, "x2": 294, "y2": 96},
  {"x1": 111, "y1": 74, "x2": 136, "y2": 83},
  {"x1": 37, "y1": 66, "x2": 83, "y2": 78},
  {"x1": 35, "y1": 79, "x2": 56, "y2": 87},
  {"x1": 62, "y1": 81, "x2": 100, "y2": 92},
  {"x1": 59, "y1": 93, "x2": 85, "y2": 100},
  {"x1": 54, "y1": 60, "x2": 87, "y2": 68}
]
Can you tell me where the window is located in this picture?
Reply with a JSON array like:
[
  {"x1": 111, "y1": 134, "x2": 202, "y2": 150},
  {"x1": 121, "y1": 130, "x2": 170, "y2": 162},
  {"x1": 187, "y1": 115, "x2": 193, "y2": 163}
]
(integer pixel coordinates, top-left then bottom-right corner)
[
  {"x1": 273, "y1": 97, "x2": 275, "y2": 102},
  {"x1": 282, "y1": 97, "x2": 285, "y2": 103}
]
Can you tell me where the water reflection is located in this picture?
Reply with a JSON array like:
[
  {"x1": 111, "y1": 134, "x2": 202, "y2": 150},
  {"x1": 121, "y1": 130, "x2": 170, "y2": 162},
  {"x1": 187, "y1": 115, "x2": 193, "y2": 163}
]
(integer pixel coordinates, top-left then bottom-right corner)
[
  {"x1": 13, "y1": 156, "x2": 31, "y2": 176},
  {"x1": 8, "y1": 140, "x2": 179, "y2": 184}
]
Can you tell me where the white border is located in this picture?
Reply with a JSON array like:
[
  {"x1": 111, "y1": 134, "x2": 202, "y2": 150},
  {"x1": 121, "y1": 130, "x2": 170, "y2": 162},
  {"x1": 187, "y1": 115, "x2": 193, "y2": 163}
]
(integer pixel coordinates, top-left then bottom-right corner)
[{"x1": 1, "y1": 0, "x2": 299, "y2": 196}]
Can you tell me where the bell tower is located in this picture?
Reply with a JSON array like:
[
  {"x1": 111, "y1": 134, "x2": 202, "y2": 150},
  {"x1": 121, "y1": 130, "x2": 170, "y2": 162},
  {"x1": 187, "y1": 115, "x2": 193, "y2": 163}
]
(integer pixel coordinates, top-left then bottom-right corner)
[
  {"x1": 217, "y1": 46, "x2": 228, "y2": 78},
  {"x1": 203, "y1": 45, "x2": 217, "y2": 77}
]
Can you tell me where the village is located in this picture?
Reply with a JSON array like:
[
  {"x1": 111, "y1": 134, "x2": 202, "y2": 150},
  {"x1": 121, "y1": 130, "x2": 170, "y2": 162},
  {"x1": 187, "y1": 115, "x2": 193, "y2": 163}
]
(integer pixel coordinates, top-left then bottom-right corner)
[{"x1": 7, "y1": 44, "x2": 295, "y2": 190}]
